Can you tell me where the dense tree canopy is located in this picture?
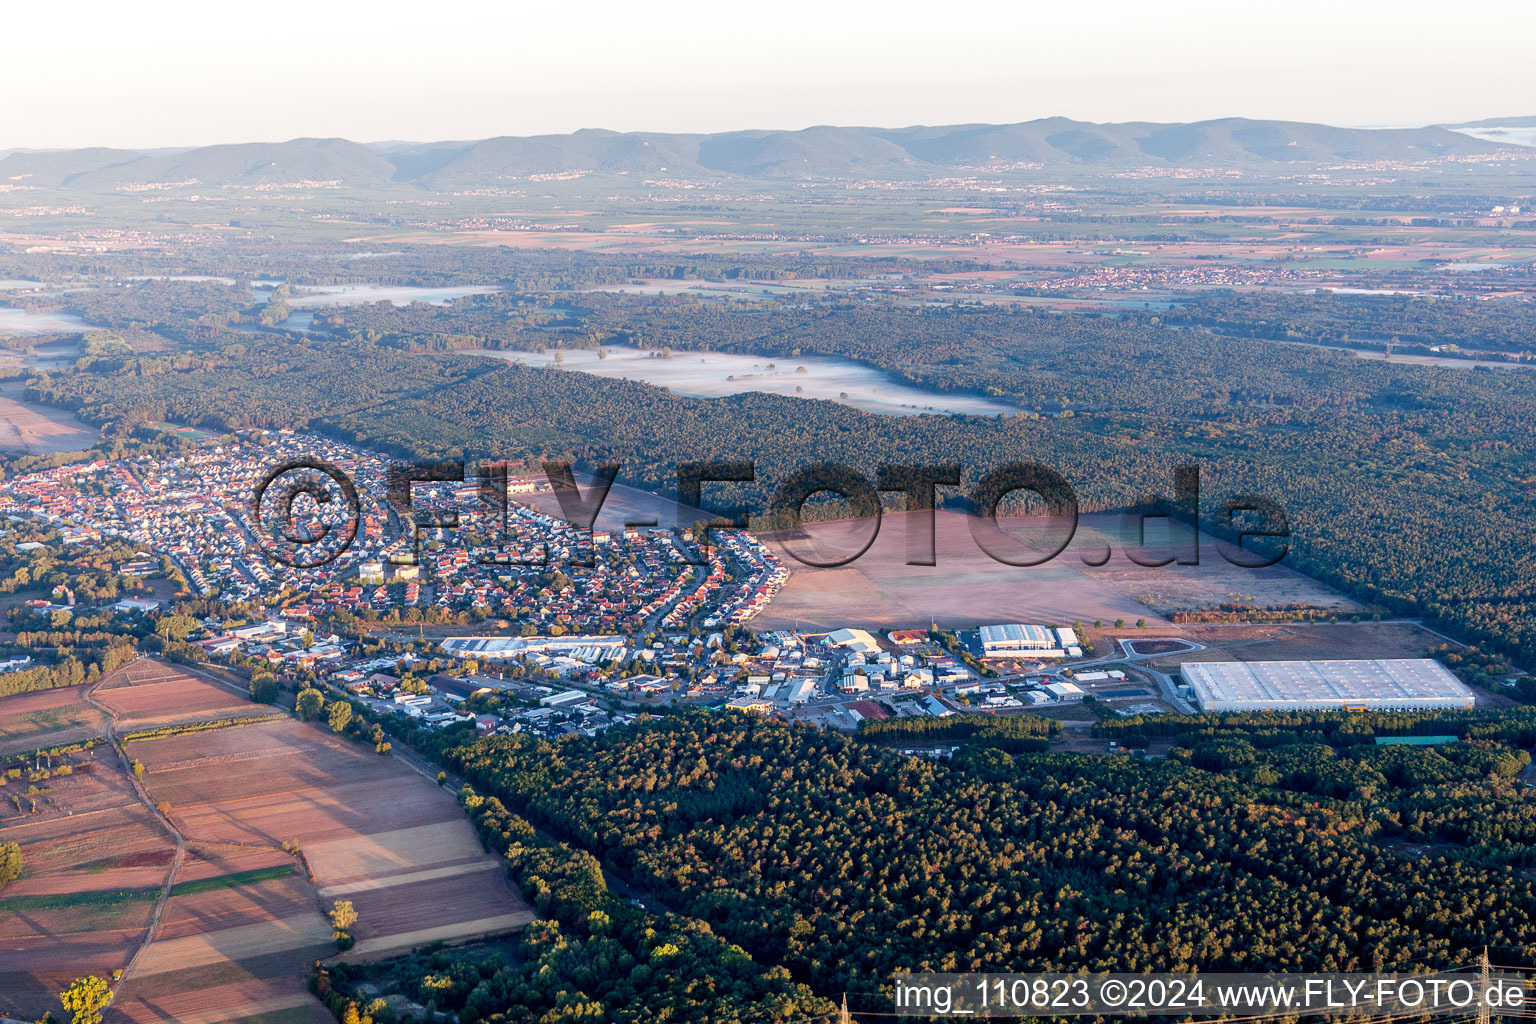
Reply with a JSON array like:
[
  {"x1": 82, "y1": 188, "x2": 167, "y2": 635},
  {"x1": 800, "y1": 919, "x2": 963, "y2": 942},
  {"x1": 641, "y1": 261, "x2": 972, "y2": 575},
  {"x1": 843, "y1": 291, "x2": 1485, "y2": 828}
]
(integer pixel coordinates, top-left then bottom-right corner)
[{"x1": 446, "y1": 714, "x2": 1536, "y2": 997}]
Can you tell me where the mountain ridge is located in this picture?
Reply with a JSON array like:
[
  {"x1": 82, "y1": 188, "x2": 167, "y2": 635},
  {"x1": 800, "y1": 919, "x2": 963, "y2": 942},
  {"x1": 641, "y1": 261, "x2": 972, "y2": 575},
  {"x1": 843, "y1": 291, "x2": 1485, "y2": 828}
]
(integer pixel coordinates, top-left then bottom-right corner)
[{"x1": 0, "y1": 117, "x2": 1527, "y2": 189}]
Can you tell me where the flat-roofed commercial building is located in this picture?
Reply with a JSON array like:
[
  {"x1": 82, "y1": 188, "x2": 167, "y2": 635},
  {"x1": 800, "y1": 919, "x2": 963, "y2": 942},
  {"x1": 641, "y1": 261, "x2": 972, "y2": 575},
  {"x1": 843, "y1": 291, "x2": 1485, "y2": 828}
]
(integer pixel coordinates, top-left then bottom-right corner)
[
  {"x1": 978, "y1": 624, "x2": 1054, "y2": 656},
  {"x1": 1181, "y1": 659, "x2": 1475, "y2": 713}
]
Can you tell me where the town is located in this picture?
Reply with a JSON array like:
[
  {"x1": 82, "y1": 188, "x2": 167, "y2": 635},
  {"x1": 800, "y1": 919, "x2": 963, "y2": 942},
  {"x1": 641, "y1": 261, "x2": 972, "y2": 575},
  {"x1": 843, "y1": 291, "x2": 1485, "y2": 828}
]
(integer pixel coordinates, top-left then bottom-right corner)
[
  {"x1": 0, "y1": 429, "x2": 1480, "y2": 752},
  {"x1": 0, "y1": 431, "x2": 787, "y2": 631}
]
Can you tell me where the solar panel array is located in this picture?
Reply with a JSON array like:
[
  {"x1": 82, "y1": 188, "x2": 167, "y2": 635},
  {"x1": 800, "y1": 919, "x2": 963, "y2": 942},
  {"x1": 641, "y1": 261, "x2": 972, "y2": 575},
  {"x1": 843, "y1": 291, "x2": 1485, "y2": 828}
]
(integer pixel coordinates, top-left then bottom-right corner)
[{"x1": 441, "y1": 636, "x2": 520, "y2": 653}]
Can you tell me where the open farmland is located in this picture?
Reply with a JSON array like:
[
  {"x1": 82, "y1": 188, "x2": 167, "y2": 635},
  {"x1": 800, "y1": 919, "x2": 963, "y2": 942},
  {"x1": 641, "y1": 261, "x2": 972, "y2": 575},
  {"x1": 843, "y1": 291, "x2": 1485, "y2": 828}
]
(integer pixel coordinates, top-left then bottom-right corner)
[
  {"x1": 0, "y1": 381, "x2": 100, "y2": 456},
  {"x1": 756, "y1": 510, "x2": 1352, "y2": 630},
  {"x1": 3, "y1": 660, "x2": 533, "y2": 1024},
  {"x1": 0, "y1": 683, "x2": 107, "y2": 756},
  {"x1": 1068, "y1": 514, "x2": 1361, "y2": 617},
  {"x1": 91, "y1": 659, "x2": 278, "y2": 733},
  {"x1": 106, "y1": 673, "x2": 533, "y2": 1022},
  {"x1": 1158, "y1": 620, "x2": 1452, "y2": 669},
  {"x1": 0, "y1": 740, "x2": 172, "y2": 1020},
  {"x1": 117, "y1": 849, "x2": 333, "y2": 1024}
]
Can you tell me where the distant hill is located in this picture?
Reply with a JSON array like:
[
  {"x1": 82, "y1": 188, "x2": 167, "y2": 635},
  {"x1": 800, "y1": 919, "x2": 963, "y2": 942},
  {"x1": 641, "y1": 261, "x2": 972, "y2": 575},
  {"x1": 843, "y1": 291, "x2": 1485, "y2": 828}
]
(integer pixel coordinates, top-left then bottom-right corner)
[
  {"x1": 0, "y1": 118, "x2": 1525, "y2": 190},
  {"x1": 1444, "y1": 116, "x2": 1536, "y2": 149},
  {"x1": 0, "y1": 139, "x2": 396, "y2": 189},
  {"x1": 1446, "y1": 116, "x2": 1536, "y2": 129}
]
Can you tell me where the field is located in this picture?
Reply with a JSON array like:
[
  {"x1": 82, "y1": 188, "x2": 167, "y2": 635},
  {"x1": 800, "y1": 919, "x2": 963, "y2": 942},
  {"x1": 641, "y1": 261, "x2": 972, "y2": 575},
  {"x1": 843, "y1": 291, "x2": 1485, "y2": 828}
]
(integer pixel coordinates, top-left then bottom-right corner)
[
  {"x1": 1160, "y1": 620, "x2": 1453, "y2": 668},
  {"x1": 1, "y1": 661, "x2": 534, "y2": 1024},
  {"x1": 0, "y1": 683, "x2": 107, "y2": 755},
  {"x1": 0, "y1": 740, "x2": 173, "y2": 1019},
  {"x1": 1069, "y1": 514, "x2": 1361, "y2": 617},
  {"x1": 0, "y1": 379, "x2": 100, "y2": 454},
  {"x1": 756, "y1": 511, "x2": 1352, "y2": 630},
  {"x1": 119, "y1": 849, "x2": 333, "y2": 1024},
  {"x1": 114, "y1": 678, "x2": 533, "y2": 1020},
  {"x1": 93, "y1": 659, "x2": 279, "y2": 732}
]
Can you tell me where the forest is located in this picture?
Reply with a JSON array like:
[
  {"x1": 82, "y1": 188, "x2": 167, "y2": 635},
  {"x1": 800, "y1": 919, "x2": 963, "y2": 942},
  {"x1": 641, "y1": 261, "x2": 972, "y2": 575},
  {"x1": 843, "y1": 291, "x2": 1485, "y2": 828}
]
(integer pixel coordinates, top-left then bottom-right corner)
[
  {"x1": 315, "y1": 783, "x2": 835, "y2": 1024},
  {"x1": 1158, "y1": 290, "x2": 1536, "y2": 358},
  {"x1": 444, "y1": 713, "x2": 1536, "y2": 1000}
]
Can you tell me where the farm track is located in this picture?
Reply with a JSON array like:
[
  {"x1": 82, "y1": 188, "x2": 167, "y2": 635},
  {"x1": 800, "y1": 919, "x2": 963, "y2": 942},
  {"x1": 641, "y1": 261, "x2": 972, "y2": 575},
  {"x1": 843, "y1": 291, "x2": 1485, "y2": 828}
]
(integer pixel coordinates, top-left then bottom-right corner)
[
  {"x1": 77, "y1": 658, "x2": 303, "y2": 999},
  {"x1": 81, "y1": 658, "x2": 187, "y2": 1003},
  {"x1": 10, "y1": 655, "x2": 540, "y2": 1022}
]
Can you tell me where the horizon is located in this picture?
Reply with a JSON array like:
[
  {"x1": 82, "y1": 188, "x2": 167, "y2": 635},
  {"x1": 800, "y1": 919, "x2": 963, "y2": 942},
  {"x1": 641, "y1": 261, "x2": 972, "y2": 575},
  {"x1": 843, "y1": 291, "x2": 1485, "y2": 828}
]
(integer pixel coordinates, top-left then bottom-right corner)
[
  {"x1": 3, "y1": 112, "x2": 1532, "y2": 155},
  {"x1": 6, "y1": 4, "x2": 1536, "y2": 1020},
  {"x1": 6, "y1": 0, "x2": 1533, "y2": 150}
]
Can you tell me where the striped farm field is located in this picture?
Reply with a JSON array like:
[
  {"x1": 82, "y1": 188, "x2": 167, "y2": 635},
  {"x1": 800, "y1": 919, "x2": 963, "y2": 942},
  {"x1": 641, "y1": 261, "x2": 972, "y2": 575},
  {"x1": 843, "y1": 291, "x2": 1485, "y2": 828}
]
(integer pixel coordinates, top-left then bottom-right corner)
[
  {"x1": 3, "y1": 660, "x2": 534, "y2": 1023},
  {"x1": 106, "y1": 662, "x2": 533, "y2": 1021},
  {"x1": 0, "y1": 742, "x2": 172, "y2": 1020}
]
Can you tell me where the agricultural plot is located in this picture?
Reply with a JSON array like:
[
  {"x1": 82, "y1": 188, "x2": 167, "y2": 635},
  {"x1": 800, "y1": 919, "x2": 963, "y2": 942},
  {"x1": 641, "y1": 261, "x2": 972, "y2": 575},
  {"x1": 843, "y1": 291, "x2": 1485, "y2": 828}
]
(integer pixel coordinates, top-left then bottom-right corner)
[
  {"x1": 1166, "y1": 621, "x2": 1448, "y2": 667},
  {"x1": 0, "y1": 388, "x2": 100, "y2": 455},
  {"x1": 4, "y1": 661, "x2": 533, "y2": 1024},
  {"x1": 92, "y1": 660, "x2": 274, "y2": 732},
  {"x1": 117, "y1": 851, "x2": 333, "y2": 1024},
  {"x1": 758, "y1": 511, "x2": 1168, "y2": 630},
  {"x1": 0, "y1": 683, "x2": 107, "y2": 756},
  {"x1": 1068, "y1": 514, "x2": 1360, "y2": 616},
  {"x1": 110, "y1": 689, "x2": 533, "y2": 1020},
  {"x1": 0, "y1": 743, "x2": 173, "y2": 1021}
]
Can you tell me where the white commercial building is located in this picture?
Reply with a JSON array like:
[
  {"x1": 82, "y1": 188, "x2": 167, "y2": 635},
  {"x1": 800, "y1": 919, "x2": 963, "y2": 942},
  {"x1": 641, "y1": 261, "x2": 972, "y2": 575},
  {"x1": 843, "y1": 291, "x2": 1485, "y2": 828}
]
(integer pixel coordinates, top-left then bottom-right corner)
[
  {"x1": 539, "y1": 689, "x2": 591, "y2": 708},
  {"x1": 783, "y1": 678, "x2": 818, "y2": 704},
  {"x1": 978, "y1": 624, "x2": 1055, "y2": 656},
  {"x1": 1181, "y1": 659, "x2": 1475, "y2": 713},
  {"x1": 826, "y1": 628, "x2": 880, "y2": 654},
  {"x1": 440, "y1": 635, "x2": 627, "y2": 662}
]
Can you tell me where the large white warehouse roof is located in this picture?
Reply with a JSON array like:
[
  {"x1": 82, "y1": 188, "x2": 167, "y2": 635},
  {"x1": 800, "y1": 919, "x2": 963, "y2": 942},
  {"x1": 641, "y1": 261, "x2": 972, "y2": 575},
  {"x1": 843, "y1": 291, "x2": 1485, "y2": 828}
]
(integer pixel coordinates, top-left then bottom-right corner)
[
  {"x1": 1182, "y1": 659, "x2": 1474, "y2": 712},
  {"x1": 978, "y1": 624, "x2": 1053, "y2": 651}
]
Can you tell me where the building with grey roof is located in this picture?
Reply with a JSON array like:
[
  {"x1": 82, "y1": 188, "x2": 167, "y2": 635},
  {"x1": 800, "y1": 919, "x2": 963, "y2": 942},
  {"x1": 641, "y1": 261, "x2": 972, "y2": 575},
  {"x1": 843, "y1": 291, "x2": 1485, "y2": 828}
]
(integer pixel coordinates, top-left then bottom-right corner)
[
  {"x1": 978, "y1": 623, "x2": 1054, "y2": 655},
  {"x1": 1181, "y1": 659, "x2": 1475, "y2": 713}
]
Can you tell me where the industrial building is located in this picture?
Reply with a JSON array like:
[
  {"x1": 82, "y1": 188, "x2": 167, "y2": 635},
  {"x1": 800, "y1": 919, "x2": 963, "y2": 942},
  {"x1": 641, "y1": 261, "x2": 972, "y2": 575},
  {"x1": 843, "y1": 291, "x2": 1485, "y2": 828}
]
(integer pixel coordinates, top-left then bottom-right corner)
[
  {"x1": 539, "y1": 689, "x2": 591, "y2": 708},
  {"x1": 978, "y1": 623, "x2": 1055, "y2": 655},
  {"x1": 1181, "y1": 659, "x2": 1475, "y2": 713},
  {"x1": 826, "y1": 628, "x2": 880, "y2": 654},
  {"x1": 783, "y1": 678, "x2": 818, "y2": 704},
  {"x1": 440, "y1": 634, "x2": 628, "y2": 662}
]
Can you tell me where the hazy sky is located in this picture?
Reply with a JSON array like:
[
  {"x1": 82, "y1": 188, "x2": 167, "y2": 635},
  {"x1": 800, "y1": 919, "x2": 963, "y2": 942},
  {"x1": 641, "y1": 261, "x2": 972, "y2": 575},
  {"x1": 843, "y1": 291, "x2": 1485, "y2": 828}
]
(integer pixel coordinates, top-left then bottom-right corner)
[{"x1": 5, "y1": 0, "x2": 1531, "y2": 150}]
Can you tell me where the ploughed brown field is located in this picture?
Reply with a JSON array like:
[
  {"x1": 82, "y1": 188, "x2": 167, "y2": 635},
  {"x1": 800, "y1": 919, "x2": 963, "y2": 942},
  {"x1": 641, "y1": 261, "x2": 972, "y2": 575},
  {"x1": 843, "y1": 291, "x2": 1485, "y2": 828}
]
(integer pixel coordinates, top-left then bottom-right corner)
[
  {"x1": 0, "y1": 660, "x2": 534, "y2": 1024},
  {"x1": 756, "y1": 510, "x2": 1353, "y2": 630},
  {"x1": 0, "y1": 744, "x2": 171, "y2": 1016},
  {"x1": 0, "y1": 390, "x2": 100, "y2": 456},
  {"x1": 92, "y1": 660, "x2": 278, "y2": 732},
  {"x1": 1156, "y1": 620, "x2": 1451, "y2": 668},
  {"x1": 0, "y1": 683, "x2": 107, "y2": 756}
]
